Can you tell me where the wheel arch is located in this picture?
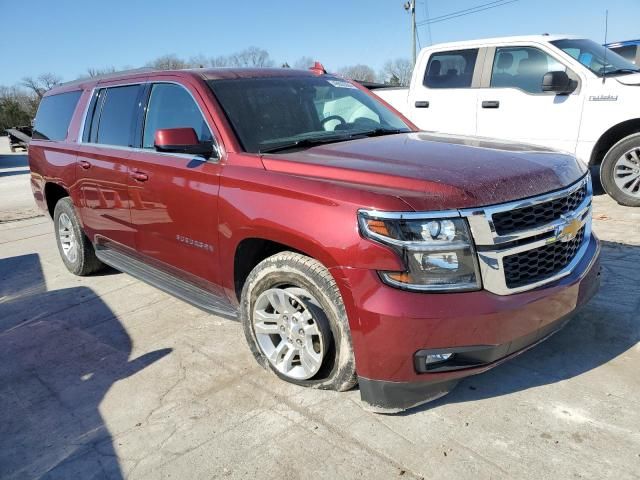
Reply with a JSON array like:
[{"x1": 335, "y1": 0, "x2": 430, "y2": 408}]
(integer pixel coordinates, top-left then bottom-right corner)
[
  {"x1": 44, "y1": 182, "x2": 70, "y2": 218},
  {"x1": 231, "y1": 235, "x2": 338, "y2": 303},
  {"x1": 590, "y1": 118, "x2": 640, "y2": 166}
]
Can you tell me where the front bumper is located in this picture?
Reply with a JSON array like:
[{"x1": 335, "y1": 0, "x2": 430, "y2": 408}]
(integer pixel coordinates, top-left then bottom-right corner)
[{"x1": 331, "y1": 234, "x2": 601, "y2": 413}]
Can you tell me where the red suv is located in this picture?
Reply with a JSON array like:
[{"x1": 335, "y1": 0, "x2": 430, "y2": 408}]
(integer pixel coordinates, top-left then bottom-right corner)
[{"x1": 28, "y1": 67, "x2": 600, "y2": 412}]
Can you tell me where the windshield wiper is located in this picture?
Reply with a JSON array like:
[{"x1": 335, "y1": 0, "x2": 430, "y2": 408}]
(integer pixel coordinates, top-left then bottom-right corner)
[
  {"x1": 603, "y1": 68, "x2": 640, "y2": 77},
  {"x1": 259, "y1": 128, "x2": 409, "y2": 154},
  {"x1": 350, "y1": 128, "x2": 409, "y2": 138},
  {"x1": 260, "y1": 135, "x2": 350, "y2": 154}
]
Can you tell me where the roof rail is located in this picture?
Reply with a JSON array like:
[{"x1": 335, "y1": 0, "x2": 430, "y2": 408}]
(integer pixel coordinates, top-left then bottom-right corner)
[{"x1": 59, "y1": 67, "x2": 156, "y2": 88}]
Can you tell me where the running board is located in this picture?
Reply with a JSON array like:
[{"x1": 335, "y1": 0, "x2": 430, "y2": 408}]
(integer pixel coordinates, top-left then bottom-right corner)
[{"x1": 95, "y1": 246, "x2": 238, "y2": 319}]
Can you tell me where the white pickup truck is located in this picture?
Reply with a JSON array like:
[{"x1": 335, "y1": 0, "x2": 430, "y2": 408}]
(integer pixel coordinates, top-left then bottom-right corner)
[{"x1": 374, "y1": 35, "x2": 640, "y2": 206}]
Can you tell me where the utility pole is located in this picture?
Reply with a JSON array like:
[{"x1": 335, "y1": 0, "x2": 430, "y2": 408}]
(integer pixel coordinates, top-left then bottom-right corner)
[{"x1": 404, "y1": 1, "x2": 417, "y2": 65}]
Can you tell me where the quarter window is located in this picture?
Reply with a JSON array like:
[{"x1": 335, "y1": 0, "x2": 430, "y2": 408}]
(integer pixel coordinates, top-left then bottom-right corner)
[
  {"x1": 95, "y1": 85, "x2": 141, "y2": 146},
  {"x1": 33, "y1": 90, "x2": 82, "y2": 141},
  {"x1": 423, "y1": 49, "x2": 478, "y2": 89},
  {"x1": 490, "y1": 47, "x2": 566, "y2": 94},
  {"x1": 143, "y1": 83, "x2": 212, "y2": 149}
]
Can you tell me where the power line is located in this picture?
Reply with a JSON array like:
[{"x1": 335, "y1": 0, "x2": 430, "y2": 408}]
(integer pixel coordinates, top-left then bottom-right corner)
[
  {"x1": 423, "y1": 0, "x2": 432, "y2": 45},
  {"x1": 418, "y1": 0, "x2": 510, "y2": 24},
  {"x1": 416, "y1": 0, "x2": 518, "y2": 26}
]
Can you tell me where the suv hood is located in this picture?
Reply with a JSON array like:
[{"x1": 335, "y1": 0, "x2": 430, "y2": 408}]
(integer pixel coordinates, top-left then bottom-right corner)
[{"x1": 261, "y1": 132, "x2": 587, "y2": 211}]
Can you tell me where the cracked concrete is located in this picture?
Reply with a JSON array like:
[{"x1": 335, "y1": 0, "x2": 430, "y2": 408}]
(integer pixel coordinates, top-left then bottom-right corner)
[{"x1": 1, "y1": 136, "x2": 639, "y2": 479}]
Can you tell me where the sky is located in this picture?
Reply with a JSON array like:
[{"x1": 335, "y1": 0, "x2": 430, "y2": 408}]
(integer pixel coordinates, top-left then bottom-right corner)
[{"x1": 1, "y1": 0, "x2": 638, "y2": 86}]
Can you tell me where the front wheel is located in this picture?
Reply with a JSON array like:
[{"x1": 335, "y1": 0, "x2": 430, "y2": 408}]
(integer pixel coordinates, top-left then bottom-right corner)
[
  {"x1": 240, "y1": 251, "x2": 357, "y2": 391},
  {"x1": 600, "y1": 133, "x2": 640, "y2": 207}
]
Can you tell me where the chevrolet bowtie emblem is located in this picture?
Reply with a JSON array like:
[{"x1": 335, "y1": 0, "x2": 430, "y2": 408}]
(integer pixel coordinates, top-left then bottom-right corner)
[{"x1": 556, "y1": 216, "x2": 581, "y2": 243}]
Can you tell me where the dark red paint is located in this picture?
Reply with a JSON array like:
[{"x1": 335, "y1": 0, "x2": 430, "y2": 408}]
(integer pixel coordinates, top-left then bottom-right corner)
[{"x1": 28, "y1": 68, "x2": 599, "y2": 391}]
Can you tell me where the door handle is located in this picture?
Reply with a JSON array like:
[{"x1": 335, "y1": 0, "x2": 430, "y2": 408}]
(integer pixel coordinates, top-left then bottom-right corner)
[
  {"x1": 482, "y1": 100, "x2": 500, "y2": 109},
  {"x1": 415, "y1": 100, "x2": 429, "y2": 108},
  {"x1": 79, "y1": 160, "x2": 91, "y2": 170},
  {"x1": 131, "y1": 171, "x2": 149, "y2": 182}
]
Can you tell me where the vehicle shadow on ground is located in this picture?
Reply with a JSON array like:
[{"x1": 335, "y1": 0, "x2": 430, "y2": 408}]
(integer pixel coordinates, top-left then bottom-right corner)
[
  {"x1": 407, "y1": 240, "x2": 640, "y2": 414},
  {"x1": 0, "y1": 253, "x2": 171, "y2": 479},
  {"x1": 0, "y1": 153, "x2": 28, "y2": 168},
  {"x1": 0, "y1": 153, "x2": 29, "y2": 177}
]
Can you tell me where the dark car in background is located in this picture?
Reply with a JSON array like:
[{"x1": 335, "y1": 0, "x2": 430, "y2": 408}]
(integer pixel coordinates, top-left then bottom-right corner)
[{"x1": 606, "y1": 39, "x2": 640, "y2": 65}]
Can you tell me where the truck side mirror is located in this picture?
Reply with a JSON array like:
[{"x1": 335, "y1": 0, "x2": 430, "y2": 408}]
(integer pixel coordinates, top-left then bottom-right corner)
[
  {"x1": 541, "y1": 71, "x2": 575, "y2": 95},
  {"x1": 154, "y1": 127, "x2": 216, "y2": 158}
]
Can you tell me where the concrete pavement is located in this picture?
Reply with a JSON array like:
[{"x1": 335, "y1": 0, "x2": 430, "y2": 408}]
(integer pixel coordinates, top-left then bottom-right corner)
[
  {"x1": 0, "y1": 136, "x2": 639, "y2": 479},
  {"x1": 0, "y1": 136, "x2": 41, "y2": 222}
]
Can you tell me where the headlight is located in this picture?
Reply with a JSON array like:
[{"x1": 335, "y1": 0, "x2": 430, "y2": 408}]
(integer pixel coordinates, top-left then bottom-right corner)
[{"x1": 358, "y1": 211, "x2": 481, "y2": 292}]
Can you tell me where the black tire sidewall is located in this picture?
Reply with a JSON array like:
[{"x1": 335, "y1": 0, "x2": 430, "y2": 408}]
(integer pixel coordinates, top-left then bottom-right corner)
[
  {"x1": 240, "y1": 252, "x2": 356, "y2": 391},
  {"x1": 600, "y1": 134, "x2": 640, "y2": 207},
  {"x1": 53, "y1": 198, "x2": 94, "y2": 275}
]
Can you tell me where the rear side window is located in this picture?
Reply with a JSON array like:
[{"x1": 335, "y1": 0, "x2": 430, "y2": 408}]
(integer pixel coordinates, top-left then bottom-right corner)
[
  {"x1": 95, "y1": 85, "x2": 141, "y2": 146},
  {"x1": 33, "y1": 90, "x2": 82, "y2": 141},
  {"x1": 423, "y1": 49, "x2": 478, "y2": 89},
  {"x1": 142, "y1": 83, "x2": 212, "y2": 148}
]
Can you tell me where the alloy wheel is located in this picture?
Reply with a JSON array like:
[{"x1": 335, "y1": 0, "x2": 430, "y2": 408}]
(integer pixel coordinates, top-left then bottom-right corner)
[
  {"x1": 58, "y1": 212, "x2": 78, "y2": 263},
  {"x1": 252, "y1": 287, "x2": 327, "y2": 380},
  {"x1": 614, "y1": 147, "x2": 640, "y2": 198}
]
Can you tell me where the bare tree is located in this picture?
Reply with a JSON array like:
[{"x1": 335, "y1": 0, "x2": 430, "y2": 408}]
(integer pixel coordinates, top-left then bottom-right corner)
[
  {"x1": 188, "y1": 54, "x2": 209, "y2": 69},
  {"x1": 210, "y1": 55, "x2": 232, "y2": 67},
  {"x1": 230, "y1": 47, "x2": 274, "y2": 68},
  {"x1": 381, "y1": 58, "x2": 413, "y2": 86},
  {"x1": 338, "y1": 64, "x2": 377, "y2": 82},
  {"x1": 293, "y1": 56, "x2": 315, "y2": 70},
  {"x1": 86, "y1": 66, "x2": 117, "y2": 77},
  {"x1": 147, "y1": 54, "x2": 189, "y2": 70},
  {"x1": 0, "y1": 86, "x2": 36, "y2": 130},
  {"x1": 21, "y1": 73, "x2": 62, "y2": 100}
]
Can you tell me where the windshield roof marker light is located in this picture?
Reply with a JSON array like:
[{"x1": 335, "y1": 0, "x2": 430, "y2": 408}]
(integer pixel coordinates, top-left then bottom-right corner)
[{"x1": 309, "y1": 62, "x2": 327, "y2": 75}]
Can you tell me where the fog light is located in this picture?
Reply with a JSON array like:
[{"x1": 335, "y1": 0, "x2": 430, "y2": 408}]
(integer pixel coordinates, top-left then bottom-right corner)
[{"x1": 425, "y1": 352, "x2": 453, "y2": 365}]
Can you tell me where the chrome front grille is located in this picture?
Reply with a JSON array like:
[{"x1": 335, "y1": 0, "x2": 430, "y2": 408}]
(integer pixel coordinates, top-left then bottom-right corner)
[
  {"x1": 461, "y1": 175, "x2": 593, "y2": 295},
  {"x1": 502, "y1": 226, "x2": 585, "y2": 288},
  {"x1": 492, "y1": 182, "x2": 587, "y2": 235}
]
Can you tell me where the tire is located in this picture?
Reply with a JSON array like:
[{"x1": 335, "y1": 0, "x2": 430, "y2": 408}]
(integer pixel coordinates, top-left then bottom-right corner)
[
  {"x1": 600, "y1": 133, "x2": 640, "y2": 207},
  {"x1": 240, "y1": 251, "x2": 357, "y2": 392},
  {"x1": 53, "y1": 197, "x2": 104, "y2": 276}
]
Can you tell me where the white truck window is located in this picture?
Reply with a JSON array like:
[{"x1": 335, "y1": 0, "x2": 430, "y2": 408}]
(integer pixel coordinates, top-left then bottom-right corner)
[
  {"x1": 423, "y1": 49, "x2": 478, "y2": 89},
  {"x1": 490, "y1": 47, "x2": 565, "y2": 94}
]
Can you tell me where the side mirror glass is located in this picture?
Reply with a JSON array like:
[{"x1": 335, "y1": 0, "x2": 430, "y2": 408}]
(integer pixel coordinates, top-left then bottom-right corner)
[
  {"x1": 154, "y1": 127, "x2": 216, "y2": 158},
  {"x1": 541, "y1": 71, "x2": 575, "y2": 95}
]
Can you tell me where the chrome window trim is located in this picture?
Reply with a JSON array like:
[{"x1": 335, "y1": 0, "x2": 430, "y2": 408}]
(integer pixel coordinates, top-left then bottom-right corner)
[
  {"x1": 76, "y1": 80, "x2": 222, "y2": 162},
  {"x1": 359, "y1": 175, "x2": 593, "y2": 296},
  {"x1": 76, "y1": 81, "x2": 145, "y2": 143},
  {"x1": 73, "y1": 142, "x2": 211, "y2": 162}
]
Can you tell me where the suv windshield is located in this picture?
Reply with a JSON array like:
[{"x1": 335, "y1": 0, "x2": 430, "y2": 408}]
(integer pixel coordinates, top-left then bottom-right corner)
[
  {"x1": 207, "y1": 75, "x2": 411, "y2": 153},
  {"x1": 551, "y1": 38, "x2": 640, "y2": 77}
]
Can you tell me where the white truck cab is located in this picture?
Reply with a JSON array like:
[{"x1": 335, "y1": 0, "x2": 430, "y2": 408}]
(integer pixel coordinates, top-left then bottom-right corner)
[{"x1": 374, "y1": 35, "x2": 640, "y2": 206}]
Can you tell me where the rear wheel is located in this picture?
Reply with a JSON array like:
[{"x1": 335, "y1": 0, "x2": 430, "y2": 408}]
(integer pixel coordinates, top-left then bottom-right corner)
[
  {"x1": 53, "y1": 197, "x2": 104, "y2": 276},
  {"x1": 600, "y1": 133, "x2": 640, "y2": 207},
  {"x1": 240, "y1": 251, "x2": 357, "y2": 391}
]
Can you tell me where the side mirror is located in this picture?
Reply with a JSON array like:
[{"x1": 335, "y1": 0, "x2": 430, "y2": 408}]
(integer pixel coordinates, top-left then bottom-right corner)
[
  {"x1": 541, "y1": 71, "x2": 575, "y2": 94},
  {"x1": 154, "y1": 128, "x2": 216, "y2": 158}
]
